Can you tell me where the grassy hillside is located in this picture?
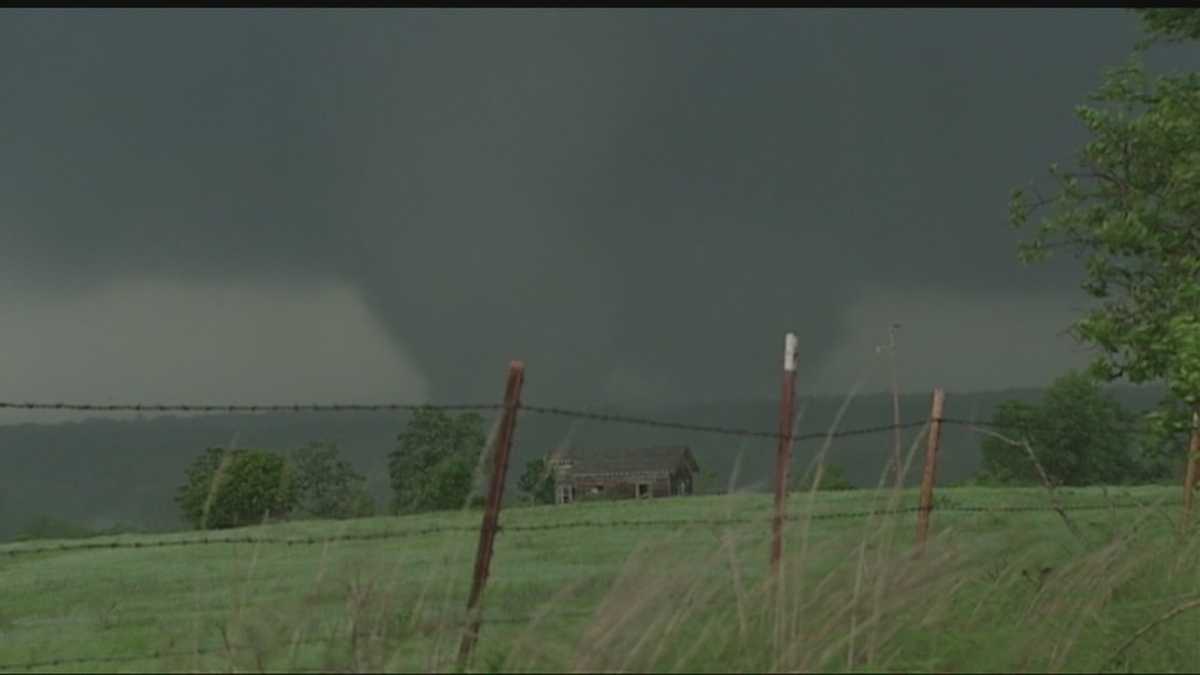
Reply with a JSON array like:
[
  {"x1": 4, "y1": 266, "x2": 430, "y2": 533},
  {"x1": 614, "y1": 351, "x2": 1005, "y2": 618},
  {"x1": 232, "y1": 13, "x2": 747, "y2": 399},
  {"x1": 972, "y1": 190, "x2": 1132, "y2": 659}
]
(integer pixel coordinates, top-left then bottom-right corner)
[
  {"x1": 1, "y1": 485, "x2": 1197, "y2": 672},
  {"x1": 0, "y1": 385, "x2": 1171, "y2": 540}
]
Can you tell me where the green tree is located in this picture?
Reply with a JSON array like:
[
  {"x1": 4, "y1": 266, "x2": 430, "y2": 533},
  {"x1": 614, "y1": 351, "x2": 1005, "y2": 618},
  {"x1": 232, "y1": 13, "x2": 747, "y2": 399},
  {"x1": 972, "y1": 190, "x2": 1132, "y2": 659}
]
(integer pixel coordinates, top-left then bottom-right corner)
[
  {"x1": 517, "y1": 457, "x2": 556, "y2": 505},
  {"x1": 291, "y1": 442, "x2": 375, "y2": 520},
  {"x1": 978, "y1": 371, "x2": 1142, "y2": 486},
  {"x1": 388, "y1": 407, "x2": 488, "y2": 514},
  {"x1": 176, "y1": 448, "x2": 298, "y2": 530},
  {"x1": 1138, "y1": 9, "x2": 1200, "y2": 43},
  {"x1": 1010, "y1": 8, "x2": 1200, "y2": 452}
]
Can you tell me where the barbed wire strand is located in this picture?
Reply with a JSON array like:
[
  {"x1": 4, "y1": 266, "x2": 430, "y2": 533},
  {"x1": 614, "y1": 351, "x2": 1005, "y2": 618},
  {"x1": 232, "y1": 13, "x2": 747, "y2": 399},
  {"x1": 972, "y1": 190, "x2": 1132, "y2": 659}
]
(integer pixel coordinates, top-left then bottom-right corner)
[
  {"x1": 0, "y1": 398, "x2": 916, "y2": 441},
  {"x1": 1, "y1": 501, "x2": 1183, "y2": 559},
  {"x1": 0, "y1": 640, "x2": 318, "y2": 673},
  {"x1": 0, "y1": 609, "x2": 605, "y2": 671},
  {"x1": 0, "y1": 525, "x2": 480, "y2": 557},
  {"x1": 520, "y1": 404, "x2": 931, "y2": 440},
  {"x1": 0, "y1": 398, "x2": 1184, "y2": 442},
  {"x1": 0, "y1": 401, "x2": 501, "y2": 413},
  {"x1": 520, "y1": 405, "x2": 1171, "y2": 440},
  {"x1": 937, "y1": 417, "x2": 1170, "y2": 437}
]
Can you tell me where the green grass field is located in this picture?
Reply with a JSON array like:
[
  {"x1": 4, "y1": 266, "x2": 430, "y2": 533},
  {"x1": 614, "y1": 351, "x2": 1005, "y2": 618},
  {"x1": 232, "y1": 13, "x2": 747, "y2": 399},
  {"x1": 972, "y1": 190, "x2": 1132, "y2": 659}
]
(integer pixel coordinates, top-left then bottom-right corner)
[{"x1": 1, "y1": 485, "x2": 1198, "y2": 673}]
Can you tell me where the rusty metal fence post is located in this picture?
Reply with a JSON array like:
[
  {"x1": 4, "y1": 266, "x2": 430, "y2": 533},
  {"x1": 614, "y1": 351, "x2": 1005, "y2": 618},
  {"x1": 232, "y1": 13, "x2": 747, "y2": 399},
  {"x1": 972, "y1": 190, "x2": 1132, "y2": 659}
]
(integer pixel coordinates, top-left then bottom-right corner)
[
  {"x1": 771, "y1": 333, "x2": 798, "y2": 577},
  {"x1": 458, "y1": 361, "x2": 525, "y2": 668},
  {"x1": 916, "y1": 388, "x2": 945, "y2": 552}
]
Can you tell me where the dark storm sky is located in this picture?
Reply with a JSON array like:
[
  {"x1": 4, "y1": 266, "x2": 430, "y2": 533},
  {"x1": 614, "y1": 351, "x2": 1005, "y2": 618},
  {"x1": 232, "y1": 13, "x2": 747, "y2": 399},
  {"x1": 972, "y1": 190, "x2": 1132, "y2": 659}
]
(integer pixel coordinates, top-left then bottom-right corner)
[{"x1": 0, "y1": 9, "x2": 1176, "y2": 416}]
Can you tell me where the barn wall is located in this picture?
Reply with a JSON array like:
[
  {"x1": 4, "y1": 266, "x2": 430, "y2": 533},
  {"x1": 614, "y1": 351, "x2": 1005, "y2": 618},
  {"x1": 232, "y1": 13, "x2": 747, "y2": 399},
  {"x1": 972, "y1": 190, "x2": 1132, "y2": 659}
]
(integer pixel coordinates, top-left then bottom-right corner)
[
  {"x1": 575, "y1": 479, "x2": 637, "y2": 500},
  {"x1": 570, "y1": 471, "x2": 672, "y2": 501},
  {"x1": 670, "y1": 468, "x2": 695, "y2": 496},
  {"x1": 651, "y1": 476, "x2": 672, "y2": 498},
  {"x1": 550, "y1": 450, "x2": 701, "y2": 502}
]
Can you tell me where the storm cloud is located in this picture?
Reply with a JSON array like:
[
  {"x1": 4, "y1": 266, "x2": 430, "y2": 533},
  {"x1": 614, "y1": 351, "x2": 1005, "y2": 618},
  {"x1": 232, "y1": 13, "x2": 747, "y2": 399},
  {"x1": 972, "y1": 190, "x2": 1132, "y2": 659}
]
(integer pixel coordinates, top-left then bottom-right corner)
[{"x1": 0, "y1": 9, "x2": 1170, "y2": 411}]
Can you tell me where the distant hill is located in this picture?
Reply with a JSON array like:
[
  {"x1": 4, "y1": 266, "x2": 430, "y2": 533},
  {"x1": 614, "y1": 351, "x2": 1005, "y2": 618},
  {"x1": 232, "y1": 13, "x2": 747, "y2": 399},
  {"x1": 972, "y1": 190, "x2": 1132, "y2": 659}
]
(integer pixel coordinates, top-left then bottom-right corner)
[{"x1": 0, "y1": 384, "x2": 1170, "y2": 540}]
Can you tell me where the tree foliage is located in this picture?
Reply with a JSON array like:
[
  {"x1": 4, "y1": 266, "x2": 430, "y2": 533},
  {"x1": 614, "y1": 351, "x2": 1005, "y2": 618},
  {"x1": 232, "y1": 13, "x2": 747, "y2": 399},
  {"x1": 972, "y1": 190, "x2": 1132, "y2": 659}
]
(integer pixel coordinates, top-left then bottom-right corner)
[
  {"x1": 176, "y1": 448, "x2": 298, "y2": 530},
  {"x1": 291, "y1": 442, "x2": 375, "y2": 520},
  {"x1": 977, "y1": 371, "x2": 1161, "y2": 486},
  {"x1": 517, "y1": 457, "x2": 556, "y2": 505},
  {"x1": 1138, "y1": 9, "x2": 1200, "y2": 44},
  {"x1": 1010, "y1": 8, "x2": 1200, "y2": 449},
  {"x1": 388, "y1": 407, "x2": 489, "y2": 514}
]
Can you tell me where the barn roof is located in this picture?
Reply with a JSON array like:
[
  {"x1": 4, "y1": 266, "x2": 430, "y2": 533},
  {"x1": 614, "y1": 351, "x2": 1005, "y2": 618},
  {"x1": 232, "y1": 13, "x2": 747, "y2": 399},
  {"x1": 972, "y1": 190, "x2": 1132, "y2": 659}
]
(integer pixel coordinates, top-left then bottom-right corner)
[{"x1": 550, "y1": 446, "x2": 699, "y2": 476}]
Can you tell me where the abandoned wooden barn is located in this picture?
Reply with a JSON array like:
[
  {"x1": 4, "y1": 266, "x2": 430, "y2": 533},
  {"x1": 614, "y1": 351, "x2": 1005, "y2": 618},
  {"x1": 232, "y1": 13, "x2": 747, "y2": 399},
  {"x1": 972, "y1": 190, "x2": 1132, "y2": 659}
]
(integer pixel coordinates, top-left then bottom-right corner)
[{"x1": 547, "y1": 446, "x2": 700, "y2": 504}]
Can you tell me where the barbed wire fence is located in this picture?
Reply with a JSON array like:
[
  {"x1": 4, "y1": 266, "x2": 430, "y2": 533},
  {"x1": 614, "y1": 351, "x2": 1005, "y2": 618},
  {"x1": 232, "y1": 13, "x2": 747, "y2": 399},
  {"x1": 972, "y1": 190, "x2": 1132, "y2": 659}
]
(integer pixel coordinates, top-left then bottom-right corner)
[
  {"x1": 0, "y1": 398, "x2": 1176, "y2": 436},
  {"x1": 0, "y1": 400, "x2": 1176, "y2": 442},
  {"x1": 1, "y1": 362, "x2": 1198, "y2": 671}
]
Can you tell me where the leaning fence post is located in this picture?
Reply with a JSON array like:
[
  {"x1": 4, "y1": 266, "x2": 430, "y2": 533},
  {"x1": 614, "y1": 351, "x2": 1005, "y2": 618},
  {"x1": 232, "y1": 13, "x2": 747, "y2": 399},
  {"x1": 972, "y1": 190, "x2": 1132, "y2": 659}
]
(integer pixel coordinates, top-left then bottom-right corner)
[
  {"x1": 1184, "y1": 409, "x2": 1200, "y2": 533},
  {"x1": 458, "y1": 361, "x2": 525, "y2": 668},
  {"x1": 916, "y1": 388, "x2": 945, "y2": 552},
  {"x1": 771, "y1": 333, "x2": 798, "y2": 577}
]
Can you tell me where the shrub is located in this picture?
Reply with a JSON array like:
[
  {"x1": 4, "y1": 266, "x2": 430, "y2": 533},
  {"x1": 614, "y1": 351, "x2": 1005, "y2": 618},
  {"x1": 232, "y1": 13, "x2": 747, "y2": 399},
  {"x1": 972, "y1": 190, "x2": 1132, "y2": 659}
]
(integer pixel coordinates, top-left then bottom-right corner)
[
  {"x1": 176, "y1": 448, "x2": 298, "y2": 530},
  {"x1": 978, "y1": 371, "x2": 1141, "y2": 486},
  {"x1": 517, "y1": 457, "x2": 556, "y2": 505},
  {"x1": 291, "y1": 442, "x2": 375, "y2": 520},
  {"x1": 388, "y1": 407, "x2": 489, "y2": 514}
]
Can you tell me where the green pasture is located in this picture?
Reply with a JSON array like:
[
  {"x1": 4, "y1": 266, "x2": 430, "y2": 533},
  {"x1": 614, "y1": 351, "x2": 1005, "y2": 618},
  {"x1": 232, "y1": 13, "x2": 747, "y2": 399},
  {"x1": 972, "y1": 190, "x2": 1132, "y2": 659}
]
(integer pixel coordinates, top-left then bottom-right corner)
[{"x1": 1, "y1": 486, "x2": 1197, "y2": 673}]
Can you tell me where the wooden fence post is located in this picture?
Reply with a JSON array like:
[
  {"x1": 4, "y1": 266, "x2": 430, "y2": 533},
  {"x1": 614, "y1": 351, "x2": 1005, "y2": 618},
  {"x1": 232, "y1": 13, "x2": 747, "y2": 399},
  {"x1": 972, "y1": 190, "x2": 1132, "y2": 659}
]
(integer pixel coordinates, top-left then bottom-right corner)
[
  {"x1": 916, "y1": 388, "x2": 945, "y2": 552},
  {"x1": 458, "y1": 361, "x2": 525, "y2": 668},
  {"x1": 771, "y1": 332, "x2": 798, "y2": 577},
  {"x1": 1184, "y1": 409, "x2": 1200, "y2": 533}
]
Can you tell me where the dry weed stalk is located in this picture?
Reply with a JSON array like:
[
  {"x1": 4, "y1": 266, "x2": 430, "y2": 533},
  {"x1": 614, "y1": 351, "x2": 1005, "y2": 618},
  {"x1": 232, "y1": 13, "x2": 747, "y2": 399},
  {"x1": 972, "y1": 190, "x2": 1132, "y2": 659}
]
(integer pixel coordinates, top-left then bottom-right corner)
[
  {"x1": 968, "y1": 425, "x2": 1083, "y2": 543},
  {"x1": 1107, "y1": 595, "x2": 1200, "y2": 668},
  {"x1": 789, "y1": 357, "x2": 879, "y2": 638}
]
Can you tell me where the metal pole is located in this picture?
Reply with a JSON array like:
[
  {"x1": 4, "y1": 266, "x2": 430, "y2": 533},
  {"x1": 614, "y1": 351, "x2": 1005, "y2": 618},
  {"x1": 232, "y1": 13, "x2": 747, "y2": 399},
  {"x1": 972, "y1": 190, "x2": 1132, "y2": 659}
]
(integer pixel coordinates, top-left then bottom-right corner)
[{"x1": 458, "y1": 361, "x2": 525, "y2": 667}]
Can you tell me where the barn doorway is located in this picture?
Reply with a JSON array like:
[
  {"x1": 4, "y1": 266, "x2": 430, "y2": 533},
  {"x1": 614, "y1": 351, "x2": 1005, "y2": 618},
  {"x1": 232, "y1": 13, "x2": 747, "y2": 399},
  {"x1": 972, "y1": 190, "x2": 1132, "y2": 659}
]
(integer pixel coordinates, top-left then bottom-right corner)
[
  {"x1": 558, "y1": 485, "x2": 576, "y2": 504},
  {"x1": 636, "y1": 482, "x2": 651, "y2": 499}
]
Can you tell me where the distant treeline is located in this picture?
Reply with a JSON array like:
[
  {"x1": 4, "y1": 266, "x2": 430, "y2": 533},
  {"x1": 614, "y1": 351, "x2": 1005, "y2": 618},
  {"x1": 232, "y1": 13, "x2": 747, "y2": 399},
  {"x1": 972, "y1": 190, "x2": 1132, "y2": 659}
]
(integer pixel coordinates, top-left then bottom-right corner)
[{"x1": 0, "y1": 383, "x2": 1173, "y2": 541}]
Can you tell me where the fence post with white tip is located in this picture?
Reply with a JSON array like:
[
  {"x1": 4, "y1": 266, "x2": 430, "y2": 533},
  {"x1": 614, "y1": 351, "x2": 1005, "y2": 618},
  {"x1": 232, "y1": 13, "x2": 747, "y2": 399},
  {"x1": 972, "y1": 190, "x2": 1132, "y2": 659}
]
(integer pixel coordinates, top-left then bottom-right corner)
[{"x1": 771, "y1": 332, "x2": 798, "y2": 577}]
